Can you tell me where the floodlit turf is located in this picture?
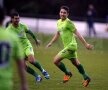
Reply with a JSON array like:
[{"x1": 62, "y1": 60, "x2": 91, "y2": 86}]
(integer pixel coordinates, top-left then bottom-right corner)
[{"x1": 13, "y1": 34, "x2": 108, "y2": 90}]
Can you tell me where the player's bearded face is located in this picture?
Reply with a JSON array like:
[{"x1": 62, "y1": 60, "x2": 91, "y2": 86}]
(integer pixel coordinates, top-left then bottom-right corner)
[
  {"x1": 12, "y1": 16, "x2": 20, "y2": 26},
  {"x1": 59, "y1": 9, "x2": 69, "y2": 20}
]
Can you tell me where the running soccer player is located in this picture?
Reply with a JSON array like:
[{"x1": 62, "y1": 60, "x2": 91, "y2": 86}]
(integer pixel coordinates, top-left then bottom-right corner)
[
  {"x1": 6, "y1": 12, "x2": 50, "y2": 82},
  {"x1": 46, "y1": 6, "x2": 93, "y2": 87},
  {"x1": 0, "y1": 6, "x2": 28, "y2": 90}
]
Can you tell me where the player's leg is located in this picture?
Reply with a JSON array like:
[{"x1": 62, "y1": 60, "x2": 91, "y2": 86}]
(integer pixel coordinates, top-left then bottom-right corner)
[
  {"x1": 70, "y1": 58, "x2": 91, "y2": 87},
  {"x1": 24, "y1": 57, "x2": 42, "y2": 82},
  {"x1": 55, "y1": 49, "x2": 73, "y2": 83},
  {"x1": 54, "y1": 55, "x2": 71, "y2": 75},
  {"x1": 88, "y1": 23, "x2": 92, "y2": 37},
  {"x1": 27, "y1": 54, "x2": 50, "y2": 79},
  {"x1": 25, "y1": 63, "x2": 42, "y2": 82},
  {"x1": 92, "y1": 25, "x2": 96, "y2": 36},
  {"x1": 27, "y1": 54, "x2": 43, "y2": 72},
  {"x1": 57, "y1": 44, "x2": 78, "y2": 76},
  {"x1": 26, "y1": 47, "x2": 50, "y2": 79},
  {"x1": 24, "y1": 59, "x2": 37, "y2": 77}
]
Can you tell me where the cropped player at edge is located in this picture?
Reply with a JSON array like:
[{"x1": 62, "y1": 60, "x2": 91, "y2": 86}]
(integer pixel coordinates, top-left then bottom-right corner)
[
  {"x1": 6, "y1": 12, "x2": 50, "y2": 82},
  {"x1": 47, "y1": 6, "x2": 93, "y2": 87},
  {"x1": 0, "y1": 6, "x2": 28, "y2": 90}
]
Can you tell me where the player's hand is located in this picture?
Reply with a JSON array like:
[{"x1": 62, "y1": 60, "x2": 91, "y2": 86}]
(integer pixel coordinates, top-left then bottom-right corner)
[
  {"x1": 35, "y1": 39, "x2": 40, "y2": 46},
  {"x1": 85, "y1": 43, "x2": 93, "y2": 50},
  {"x1": 46, "y1": 42, "x2": 52, "y2": 48}
]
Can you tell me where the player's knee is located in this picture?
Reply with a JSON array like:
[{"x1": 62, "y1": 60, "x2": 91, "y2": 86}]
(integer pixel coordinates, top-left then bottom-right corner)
[
  {"x1": 53, "y1": 58, "x2": 56, "y2": 64},
  {"x1": 53, "y1": 55, "x2": 62, "y2": 65},
  {"x1": 72, "y1": 60, "x2": 80, "y2": 67},
  {"x1": 53, "y1": 59, "x2": 60, "y2": 65},
  {"x1": 29, "y1": 58, "x2": 36, "y2": 64},
  {"x1": 53, "y1": 59, "x2": 58, "y2": 65},
  {"x1": 28, "y1": 55, "x2": 35, "y2": 63}
]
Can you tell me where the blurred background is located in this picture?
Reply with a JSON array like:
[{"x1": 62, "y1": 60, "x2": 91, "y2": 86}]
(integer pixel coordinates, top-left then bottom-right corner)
[
  {"x1": 1, "y1": 0, "x2": 108, "y2": 38},
  {"x1": 1, "y1": 1, "x2": 108, "y2": 90},
  {"x1": 2, "y1": 0, "x2": 108, "y2": 20}
]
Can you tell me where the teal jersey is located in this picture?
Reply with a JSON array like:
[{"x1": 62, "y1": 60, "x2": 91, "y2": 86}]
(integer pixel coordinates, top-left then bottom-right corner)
[
  {"x1": 0, "y1": 26, "x2": 24, "y2": 90},
  {"x1": 6, "y1": 23, "x2": 32, "y2": 48},
  {"x1": 57, "y1": 18, "x2": 77, "y2": 47}
]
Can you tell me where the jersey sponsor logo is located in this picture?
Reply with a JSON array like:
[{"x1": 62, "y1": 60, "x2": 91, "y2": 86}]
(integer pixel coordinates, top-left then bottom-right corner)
[
  {"x1": 18, "y1": 29, "x2": 24, "y2": 37},
  {"x1": 30, "y1": 47, "x2": 32, "y2": 52}
]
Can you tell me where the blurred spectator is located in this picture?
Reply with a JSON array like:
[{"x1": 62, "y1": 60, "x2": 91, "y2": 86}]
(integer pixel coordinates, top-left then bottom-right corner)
[
  {"x1": 0, "y1": 6, "x2": 28, "y2": 90},
  {"x1": 86, "y1": 4, "x2": 96, "y2": 37},
  {"x1": 106, "y1": 15, "x2": 108, "y2": 32}
]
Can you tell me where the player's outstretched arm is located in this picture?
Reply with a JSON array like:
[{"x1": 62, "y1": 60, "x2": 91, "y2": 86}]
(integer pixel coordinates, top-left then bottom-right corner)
[
  {"x1": 26, "y1": 30, "x2": 40, "y2": 46},
  {"x1": 16, "y1": 60, "x2": 28, "y2": 90},
  {"x1": 46, "y1": 31, "x2": 60, "y2": 48},
  {"x1": 74, "y1": 30, "x2": 93, "y2": 50}
]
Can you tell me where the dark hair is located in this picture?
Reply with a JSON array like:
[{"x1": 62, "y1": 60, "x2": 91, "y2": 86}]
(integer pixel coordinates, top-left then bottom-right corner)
[
  {"x1": 60, "y1": 6, "x2": 69, "y2": 13},
  {"x1": 0, "y1": 6, "x2": 5, "y2": 24},
  {"x1": 11, "y1": 11, "x2": 19, "y2": 18}
]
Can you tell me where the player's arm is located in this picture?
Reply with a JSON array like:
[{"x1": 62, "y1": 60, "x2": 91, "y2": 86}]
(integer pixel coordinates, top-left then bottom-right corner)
[
  {"x1": 16, "y1": 60, "x2": 28, "y2": 90},
  {"x1": 74, "y1": 30, "x2": 93, "y2": 50},
  {"x1": 13, "y1": 33, "x2": 28, "y2": 90},
  {"x1": 26, "y1": 30, "x2": 40, "y2": 46},
  {"x1": 46, "y1": 31, "x2": 60, "y2": 47}
]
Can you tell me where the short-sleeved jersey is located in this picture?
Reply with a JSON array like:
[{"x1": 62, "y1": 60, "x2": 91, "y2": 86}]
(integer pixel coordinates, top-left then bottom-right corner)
[
  {"x1": 57, "y1": 18, "x2": 77, "y2": 47},
  {"x1": 6, "y1": 23, "x2": 32, "y2": 49},
  {"x1": 0, "y1": 26, "x2": 24, "y2": 90}
]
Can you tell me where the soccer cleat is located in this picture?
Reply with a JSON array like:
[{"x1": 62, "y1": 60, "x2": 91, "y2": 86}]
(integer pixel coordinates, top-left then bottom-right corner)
[
  {"x1": 82, "y1": 77, "x2": 91, "y2": 87},
  {"x1": 42, "y1": 70, "x2": 50, "y2": 79},
  {"x1": 36, "y1": 75, "x2": 42, "y2": 82},
  {"x1": 63, "y1": 72, "x2": 72, "y2": 83}
]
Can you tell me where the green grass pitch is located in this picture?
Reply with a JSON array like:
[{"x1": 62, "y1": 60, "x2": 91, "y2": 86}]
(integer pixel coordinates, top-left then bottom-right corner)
[{"x1": 13, "y1": 34, "x2": 108, "y2": 90}]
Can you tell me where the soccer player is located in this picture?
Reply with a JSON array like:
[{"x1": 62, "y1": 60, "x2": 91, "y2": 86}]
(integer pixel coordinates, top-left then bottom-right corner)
[
  {"x1": 6, "y1": 12, "x2": 50, "y2": 82},
  {"x1": 46, "y1": 6, "x2": 93, "y2": 87},
  {"x1": 0, "y1": 6, "x2": 28, "y2": 90}
]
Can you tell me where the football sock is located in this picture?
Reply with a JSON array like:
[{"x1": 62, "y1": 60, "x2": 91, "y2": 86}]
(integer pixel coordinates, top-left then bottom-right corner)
[
  {"x1": 57, "y1": 62, "x2": 70, "y2": 75},
  {"x1": 26, "y1": 66, "x2": 38, "y2": 77},
  {"x1": 77, "y1": 64, "x2": 89, "y2": 80},
  {"x1": 31, "y1": 61, "x2": 43, "y2": 72}
]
